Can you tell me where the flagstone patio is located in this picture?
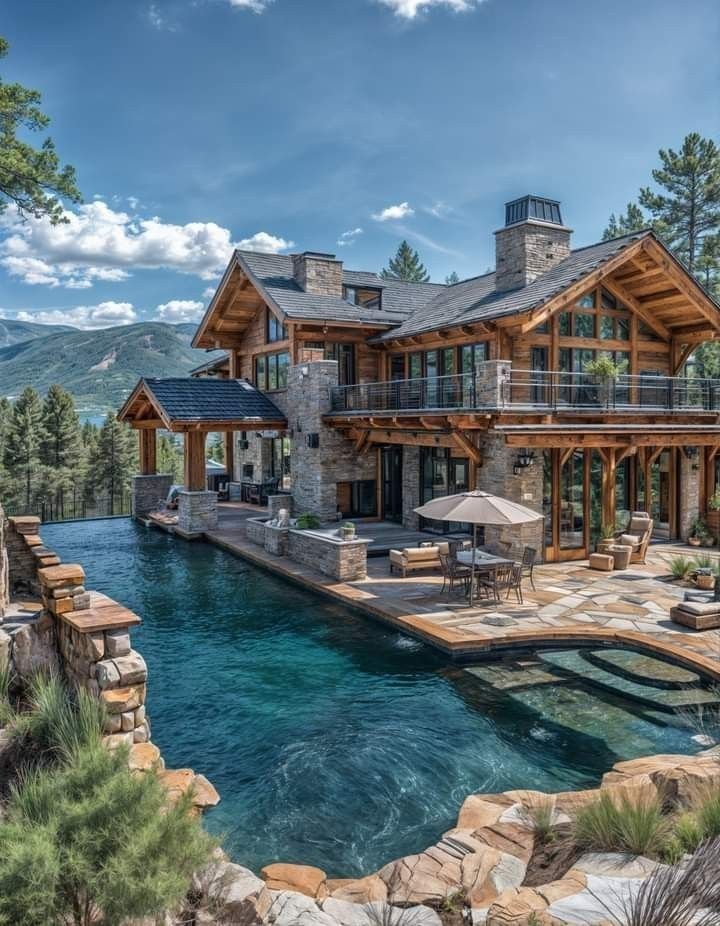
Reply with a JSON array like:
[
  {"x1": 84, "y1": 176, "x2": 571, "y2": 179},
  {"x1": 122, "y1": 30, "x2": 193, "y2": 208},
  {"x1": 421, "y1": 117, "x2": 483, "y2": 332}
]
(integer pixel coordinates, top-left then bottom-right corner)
[{"x1": 204, "y1": 506, "x2": 720, "y2": 680}]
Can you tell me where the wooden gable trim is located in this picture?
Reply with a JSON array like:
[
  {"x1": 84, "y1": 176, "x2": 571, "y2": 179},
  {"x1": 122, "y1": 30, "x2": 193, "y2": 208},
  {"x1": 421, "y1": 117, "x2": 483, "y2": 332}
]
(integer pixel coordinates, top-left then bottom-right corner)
[
  {"x1": 600, "y1": 276, "x2": 670, "y2": 341},
  {"x1": 640, "y1": 237, "x2": 720, "y2": 333},
  {"x1": 118, "y1": 381, "x2": 173, "y2": 431},
  {"x1": 192, "y1": 254, "x2": 244, "y2": 348}
]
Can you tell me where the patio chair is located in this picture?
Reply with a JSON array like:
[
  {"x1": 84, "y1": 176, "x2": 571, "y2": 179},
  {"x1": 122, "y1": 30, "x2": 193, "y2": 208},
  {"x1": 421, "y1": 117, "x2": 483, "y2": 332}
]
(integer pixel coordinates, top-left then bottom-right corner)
[
  {"x1": 246, "y1": 483, "x2": 262, "y2": 505},
  {"x1": 614, "y1": 512, "x2": 653, "y2": 564},
  {"x1": 520, "y1": 546, "x2": 537, "y2": 591},
  {"x1": 497, "y1": 540, "x2": 512, "y2": 558},
  {"x1": 504, "y1": 563, "x2": 524, "y2": 604},
  {"x1": 439, "y1": 552, "x2": 472, "y2": 600}
]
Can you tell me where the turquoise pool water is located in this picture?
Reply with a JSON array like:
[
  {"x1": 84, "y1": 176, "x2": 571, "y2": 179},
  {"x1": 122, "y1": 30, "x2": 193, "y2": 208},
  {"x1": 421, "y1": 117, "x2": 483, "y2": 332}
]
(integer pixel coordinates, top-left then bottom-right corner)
[{"x1": 44, "y1": 518, "x2": 701, "y2": 878}]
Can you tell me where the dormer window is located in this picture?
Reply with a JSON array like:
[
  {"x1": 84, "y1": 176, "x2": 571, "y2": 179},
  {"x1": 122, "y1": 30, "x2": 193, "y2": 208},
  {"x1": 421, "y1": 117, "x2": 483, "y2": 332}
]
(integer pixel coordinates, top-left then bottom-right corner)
[
  {"x1": 343, "y1": 286, "x2": 381, "y2": 311},
  {"x1": 266, "y1": 309, "x2": 288, "y2": 343}
]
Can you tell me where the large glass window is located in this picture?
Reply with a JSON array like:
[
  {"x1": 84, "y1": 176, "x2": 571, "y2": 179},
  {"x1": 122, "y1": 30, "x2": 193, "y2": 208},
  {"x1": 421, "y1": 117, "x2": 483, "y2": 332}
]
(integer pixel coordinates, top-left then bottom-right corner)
[
  {"x1": 420, "y1": 448, "x2": 472, "y2": 534},
  {"x1": 460, "y1": 343, "x2": 489, "y2": 373},
  {"x1": 255, "y1": 351, "x2": 290, "y2": 391},
  {"x1": 266, "y1": 310, "x2": 287, "y2": 344},
  {"x1": 560, "y1": 450, "x2": 585, "y2": 550}
]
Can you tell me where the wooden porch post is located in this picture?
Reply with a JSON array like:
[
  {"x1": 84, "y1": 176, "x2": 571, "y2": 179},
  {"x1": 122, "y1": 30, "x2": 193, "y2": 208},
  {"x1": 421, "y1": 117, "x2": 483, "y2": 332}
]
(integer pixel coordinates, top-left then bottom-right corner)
[
  {"x1": 224, "y1": 431, "x2": 235, "y2": 483},
  {"x1": 138, "y1": 428, "x2": 157, "y2": 476},
  {"x1": 184, "y1": 431, "x2": 207, "y2": 491},
  {"x1": 600, "y1": 447, "x2": 617, "y2": 530}
]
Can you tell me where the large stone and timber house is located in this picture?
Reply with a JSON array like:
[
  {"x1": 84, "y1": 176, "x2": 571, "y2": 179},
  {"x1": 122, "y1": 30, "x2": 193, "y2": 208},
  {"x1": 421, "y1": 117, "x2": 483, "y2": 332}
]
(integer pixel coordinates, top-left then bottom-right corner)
[{"x1": 120, "y1": 195, "x2": 720, "y2": 560}]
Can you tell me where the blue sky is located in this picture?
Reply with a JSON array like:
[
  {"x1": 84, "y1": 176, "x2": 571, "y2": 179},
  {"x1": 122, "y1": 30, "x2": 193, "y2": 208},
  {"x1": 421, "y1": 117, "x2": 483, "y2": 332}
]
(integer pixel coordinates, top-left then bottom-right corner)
[{"x1": 1, "y1": 0, "x2": 718, "y2": 329}]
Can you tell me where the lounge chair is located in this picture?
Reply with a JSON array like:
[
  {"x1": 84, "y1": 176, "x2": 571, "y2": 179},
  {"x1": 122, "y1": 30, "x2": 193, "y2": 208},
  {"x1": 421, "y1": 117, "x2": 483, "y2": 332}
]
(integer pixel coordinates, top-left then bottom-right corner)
[
  {"x1": 389, "y1": 546, "x2": 442, "y2": 577},
  {"x1": 614, "y1": 512, "x2": 653, "y2": 564}
]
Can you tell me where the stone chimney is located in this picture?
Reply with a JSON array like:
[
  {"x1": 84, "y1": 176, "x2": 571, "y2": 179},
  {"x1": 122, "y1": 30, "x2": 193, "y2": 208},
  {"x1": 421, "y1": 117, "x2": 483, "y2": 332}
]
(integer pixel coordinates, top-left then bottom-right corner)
[
  {"x1": 494, "y1": 196, "x2": 572, "y2": 292},
  {"x1": 292, "y1": 251, "x2": 343, "y2": 297}
]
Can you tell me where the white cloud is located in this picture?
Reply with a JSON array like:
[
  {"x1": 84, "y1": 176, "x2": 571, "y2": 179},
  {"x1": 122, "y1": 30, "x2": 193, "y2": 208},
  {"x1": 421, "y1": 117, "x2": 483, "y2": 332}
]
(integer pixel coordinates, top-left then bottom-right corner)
[
  {"x1": 147, "y1": 3, "x2": 177, "y2": 31},
  {"x1": 378, "y1": 0, "x2": 481, "y2": 18},
  {"x1": 228, "y1": 0, "x2": 273, "y2": 10},
  {"x1": 0, "y1": 201, "x2": 292, "y2": 289},
  {"x1": 16, "y1": 301, "x2": 137, "y2": 330},
  {"x1": 202, "y1": 286, "x2": 216, "y2": 299},
  {"x1": 156, "y1": 299, "x2": 205, "y2": 324},
  {"x1": 337, "y1": 227, "x2": 364, "y2": 247},
  {"x1": 236, "y1": 231, "x2": 294, "y2": 252},
  {"x1": 372, "y1": 202, "x2": 415, "y2": 222},
  {"x1": 426, "y1": 201, "x2": 453, "y2": 219}
]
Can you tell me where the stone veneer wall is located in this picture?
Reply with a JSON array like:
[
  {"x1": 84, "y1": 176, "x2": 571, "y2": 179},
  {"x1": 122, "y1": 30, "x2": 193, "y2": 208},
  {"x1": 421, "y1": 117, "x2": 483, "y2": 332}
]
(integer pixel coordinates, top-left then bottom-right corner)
[
  {"x1": 132, "y1": 473, "x2": 174, "y2": 519},
  {"x1": 291, "y1": 253, "x2": 343, "y2": 296},
  {"x1": 679, "y1": 451, "x2": 701, "y2": 539},
  {"x1": 402, "y1": 446, "x2": 421, "y2": 530},
  {"x1": 287, "y1": 361, "x2": 376, "y2": 522},
  {"x1": 477, "y1": 431, "x2": 544, "y2": 558},
  {"x1": 287, "y1": 529, "x2": 370, "y2": 581},
  {"x1": 178, "y1": 490, "x2": 219, "y2": 535},
  {"x1": 494, "y1": 220, "x2": 572, "y2": 292}
]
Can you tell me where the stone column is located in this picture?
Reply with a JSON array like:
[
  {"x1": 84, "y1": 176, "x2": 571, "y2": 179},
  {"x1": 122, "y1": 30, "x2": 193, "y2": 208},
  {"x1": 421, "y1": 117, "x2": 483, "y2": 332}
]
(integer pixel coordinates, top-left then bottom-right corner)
[
  {"x1": 679, "y1": 449, "x2": 701, "y2": 540},
  {"x1": 402, "y1": 446, "x2": 421, "y2": 530},
  {"x1": 177, "y1": 491, "x2": 218, "y2": 537},
  {"x1": 287, "y1": 360, "x2": 376, "y2": 523},
  {"x1": 475, "y1": 359, "x2": 512, "y2": 408},
  {"x1": 477, "y1": 431, "x2": 544, "y2": 558},
  {"x1": 131, "y1": 474, "x2": 174, "y2": 520}
]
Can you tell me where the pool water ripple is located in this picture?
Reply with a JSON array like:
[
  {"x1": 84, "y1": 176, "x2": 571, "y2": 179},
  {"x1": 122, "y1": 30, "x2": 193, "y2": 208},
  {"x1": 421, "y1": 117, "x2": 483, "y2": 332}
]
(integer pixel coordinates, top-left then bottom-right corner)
[{"x1": 44, "y1": 519, "x2": 700, "y2": 877}]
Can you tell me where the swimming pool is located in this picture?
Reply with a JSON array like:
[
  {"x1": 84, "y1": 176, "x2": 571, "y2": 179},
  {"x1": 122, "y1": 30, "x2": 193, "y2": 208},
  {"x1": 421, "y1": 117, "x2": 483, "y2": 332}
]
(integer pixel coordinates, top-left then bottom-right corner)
[{"x1": 44, "y1": 518, "x2": 701, "y2": 877}]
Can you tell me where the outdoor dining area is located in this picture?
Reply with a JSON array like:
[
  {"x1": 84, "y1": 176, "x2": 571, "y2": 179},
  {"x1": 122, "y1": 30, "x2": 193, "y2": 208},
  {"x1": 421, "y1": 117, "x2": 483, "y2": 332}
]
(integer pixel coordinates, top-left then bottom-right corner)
[{"x1": 389, "y1": 490, "x2": 543, "y2": 607}]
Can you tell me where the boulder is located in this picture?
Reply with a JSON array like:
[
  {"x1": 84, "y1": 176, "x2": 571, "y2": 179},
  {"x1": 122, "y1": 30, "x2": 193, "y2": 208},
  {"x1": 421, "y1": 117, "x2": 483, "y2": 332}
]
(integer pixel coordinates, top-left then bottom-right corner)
[
  {"x1": 603, "y1": 754, "x2": 720, "y2": 808},
  {"x1": 10, "y1": 614, "x2": 59, "y2": 679},
  {"x1": 457, "y1": 794, "x2": 513, "y2": 830},
  {"x1": 262, "y1": 863, "x2": 328, "y2": 899},
  {"x1": 456, "y1": 824, "x2": 534, "y2": 865},
  {"x1": 113, "y1": 651, "x2": 147, "y2": 685},
  {"x1": 465, "y1": 849, "x2": 527, "y2": 909},
  {"x1": 192, "y1": 774, "x2": 221, "y2": 808},
  {"x1": 571, "y1": 853, "x2": 661, "y2": 879},
  {"x1": 546, "y1": 873, "x2": 643, "y2": 925},
  {"x1": 0, "y1": 628, "x2": 11, "y2": 674},
  {"x1": 482, "y1": 887, "x2": 548, "y2": 925},
  {"x1": 203, "y1": 861, "x2": 271, "y2": 925},
  {"x1": 128, "y1": 741, "x2": 164, "y2": 772},
  {"x1": 328, "y1": 875, "x2": 388, "y2": 903},
  {"x1": 101, "y1": 684, "x2": 145, "y2": 714},
  {"x1": 267, "y1": 890, "x2": 335, "y2": 926}
]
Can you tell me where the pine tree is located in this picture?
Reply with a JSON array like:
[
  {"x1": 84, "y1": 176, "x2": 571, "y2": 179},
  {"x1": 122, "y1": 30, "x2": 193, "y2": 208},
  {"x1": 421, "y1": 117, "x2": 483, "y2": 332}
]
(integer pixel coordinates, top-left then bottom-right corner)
[
  {"x1": 445, "y1": 271, "x2": 460, "y2": 285},
  {"x1": 639, "y1": 133, "x2": 720, "y2": 272},
  {"x1": 602, "y1": 203, "x2": 647, "y2": 241},
  {"x1": 40, "y1": 385, "x2": 83, "y2": 518},
  {"x1": 90, "y1": 413, "x2": 136, "y2": 516},
  {"x1": 381, "y1": 240, "x2": 430, "y2": 282},
  {"x1": 157, "y1": 434, "x2": 183, "y2": 482},
  {"x1": 697, "y1": 234, "x2": 720, "y2": 300},
  {"x1": 4, "y1": 387, "x2": 43, "y2": 511}
]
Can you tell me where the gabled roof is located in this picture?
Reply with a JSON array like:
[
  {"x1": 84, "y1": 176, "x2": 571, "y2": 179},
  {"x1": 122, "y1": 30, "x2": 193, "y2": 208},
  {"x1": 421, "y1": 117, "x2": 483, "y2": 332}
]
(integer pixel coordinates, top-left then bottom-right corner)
[
  {"x1": 376, "y1": 231, "x2": 651, "y2": 341},
  {"x1": 236, "y1": 251, "x2": 444, "y2": 327},
  {"x1": 190, "y1": 354, "x2": 229, "y2": 377},
  {"x1": 118, "y1": 377, "x2": 287, "y2": 432}
]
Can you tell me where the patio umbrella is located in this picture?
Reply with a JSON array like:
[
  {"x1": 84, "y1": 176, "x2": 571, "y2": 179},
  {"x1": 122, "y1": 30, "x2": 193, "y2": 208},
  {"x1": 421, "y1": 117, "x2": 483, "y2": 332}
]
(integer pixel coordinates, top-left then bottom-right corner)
[{"x1": 414, "y1": 491, "x2": 543, "y2": 606}]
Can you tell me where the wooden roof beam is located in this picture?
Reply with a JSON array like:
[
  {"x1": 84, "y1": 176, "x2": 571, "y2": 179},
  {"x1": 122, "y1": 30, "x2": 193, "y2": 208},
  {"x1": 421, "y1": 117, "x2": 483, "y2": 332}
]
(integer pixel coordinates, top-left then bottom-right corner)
[
  {"x1": 602, "y1": 276, "x2": 671, "y2": 341},
  {"x1": 641, "y1": 238, "x2": 720, "y2": 333}
]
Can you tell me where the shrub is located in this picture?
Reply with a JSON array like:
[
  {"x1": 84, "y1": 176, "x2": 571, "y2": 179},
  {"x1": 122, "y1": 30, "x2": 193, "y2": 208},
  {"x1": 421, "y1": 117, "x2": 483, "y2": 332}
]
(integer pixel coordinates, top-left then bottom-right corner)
[
  {"x1": 0, "y1": 742, "x2": 215, "y2": 926},
  {"x1": 669, "y1": 555, "x2": 693, "y2": 579},
  {"x1": 17, "y1": 673, "x2": 105, "y2": 762},
  {"x1": 521, "y1": 797, "x2": 557, "y2": 844},
  {"x1": 295, "y1": 513, "x2": 321, "y2": 530},
  {"x1": 693, "y1": 552, "x2": 716, "y2": 571},
  {"x1": 574, "y1": 793, "x2": 670, "y2": 858}
]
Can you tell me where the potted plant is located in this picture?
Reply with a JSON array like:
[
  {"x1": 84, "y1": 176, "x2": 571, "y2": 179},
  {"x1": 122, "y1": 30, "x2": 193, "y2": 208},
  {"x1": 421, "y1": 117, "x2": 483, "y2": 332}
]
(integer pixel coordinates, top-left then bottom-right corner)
[
  {"x1": 689, "y1": 517, "x2": 708, "y2": 547},
  {"x1": 596, "y1": 523, "x2": 616, "y2": 554},
  {"x1": 340, "y1": 521, "x2": 356, "y2": 540},
  {"x1": 296, "y1": 513, "x2": 321, "y2": 530},
  {"x1": 583, "y1": 355, "x2": 627, "y2": 407},
  {"x1": 696, "y1": 567, "x2": 715, "y2": 590}
]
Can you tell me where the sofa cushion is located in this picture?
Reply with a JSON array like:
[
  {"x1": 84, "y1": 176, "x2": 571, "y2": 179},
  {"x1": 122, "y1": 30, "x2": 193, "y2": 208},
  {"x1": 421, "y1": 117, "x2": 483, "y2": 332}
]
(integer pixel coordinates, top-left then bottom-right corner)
[
  {"x1": 404, "y1": 547, "x2": 439, "y2": 563},
  {"x1": 618, "y1": 534, "x2": 641, "y2": 547},
  {"x1": 628, "y1": 516, "x2": 651, "y2": 534}
]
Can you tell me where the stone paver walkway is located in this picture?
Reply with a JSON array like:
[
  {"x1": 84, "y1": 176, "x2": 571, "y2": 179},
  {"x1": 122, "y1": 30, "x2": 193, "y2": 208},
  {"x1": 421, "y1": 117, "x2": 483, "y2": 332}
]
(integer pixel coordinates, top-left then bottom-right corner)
[{"x1": 205, "y1": 510, "x2": 720, "y2": 680}]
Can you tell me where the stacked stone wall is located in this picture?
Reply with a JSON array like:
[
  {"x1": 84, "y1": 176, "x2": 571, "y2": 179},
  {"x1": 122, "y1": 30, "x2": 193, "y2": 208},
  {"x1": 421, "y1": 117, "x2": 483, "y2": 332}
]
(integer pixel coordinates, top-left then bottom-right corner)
[
  {"x1": 494, "y1": 220, "x2": 571, "y2": 292},
  {"x1": 287, "y1": 361, "x2": 376, "y2": 522},
  {"x1": 287, "y1": 530, "x2": 369, "y2": 581},
  {"x1": 132, "y1": 473, "x2": 174, "y2": 519}
]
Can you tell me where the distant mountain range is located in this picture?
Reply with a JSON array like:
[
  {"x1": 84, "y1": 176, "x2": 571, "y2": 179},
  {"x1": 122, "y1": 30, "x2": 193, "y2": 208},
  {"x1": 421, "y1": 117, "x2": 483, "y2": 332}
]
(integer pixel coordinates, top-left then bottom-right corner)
[{"x1": 0, "y1": 320, "x2": 222, "y2": 413}]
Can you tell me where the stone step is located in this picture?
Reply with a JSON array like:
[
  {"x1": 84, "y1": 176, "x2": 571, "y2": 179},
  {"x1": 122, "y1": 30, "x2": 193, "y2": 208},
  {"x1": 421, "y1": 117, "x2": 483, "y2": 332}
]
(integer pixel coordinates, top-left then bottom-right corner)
[
  {"x1": 540, "y1": 650, "x2": 719, "y2": 714},
  {"x1": 584, "y1": 648, "x2": 701, "y2": 690},
  {"x1": 464, "y1": 659, "x2": 569, "y2": 691}
]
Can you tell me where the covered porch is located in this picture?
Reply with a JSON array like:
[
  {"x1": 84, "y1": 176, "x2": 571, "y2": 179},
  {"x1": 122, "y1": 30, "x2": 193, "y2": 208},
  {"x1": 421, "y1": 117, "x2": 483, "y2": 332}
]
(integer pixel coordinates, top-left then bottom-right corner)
[{"x1": 118, "y1": 377, "x2": 287, "y2": 537}]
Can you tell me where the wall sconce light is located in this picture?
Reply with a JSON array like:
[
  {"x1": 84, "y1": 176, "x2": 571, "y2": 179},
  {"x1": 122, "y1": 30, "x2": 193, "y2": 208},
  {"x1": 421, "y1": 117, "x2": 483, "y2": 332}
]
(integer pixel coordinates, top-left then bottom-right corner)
[
  {"x1": 683, "y1": 446, "x2": 699, "y2": 460},
  {"x1": 513, "y1": 449, "x2": 535, "y2": 476}
]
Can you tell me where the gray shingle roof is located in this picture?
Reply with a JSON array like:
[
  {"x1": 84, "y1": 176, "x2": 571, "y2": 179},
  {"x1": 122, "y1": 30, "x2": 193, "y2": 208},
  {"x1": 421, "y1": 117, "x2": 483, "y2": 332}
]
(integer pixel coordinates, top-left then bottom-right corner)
[
  {"x1": 376, "y1": 231, "x2": 651, "y2": 341},
  {"x1": 144, "y1": 378, "x2": 286, "y2": 423},
  {"x1": 189, "y1": 354, "x2": 229, "y2": 376},
  {"x1": 236, "y1": 251, "x2": 444, "y2": 326}
]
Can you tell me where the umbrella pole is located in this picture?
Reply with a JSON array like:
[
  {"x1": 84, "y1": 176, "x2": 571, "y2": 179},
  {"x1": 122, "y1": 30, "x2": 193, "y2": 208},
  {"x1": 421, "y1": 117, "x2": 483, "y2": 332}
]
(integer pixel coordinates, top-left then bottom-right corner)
[{"x1": 469, "y1": 524, "x2": 477, "y2": 607}]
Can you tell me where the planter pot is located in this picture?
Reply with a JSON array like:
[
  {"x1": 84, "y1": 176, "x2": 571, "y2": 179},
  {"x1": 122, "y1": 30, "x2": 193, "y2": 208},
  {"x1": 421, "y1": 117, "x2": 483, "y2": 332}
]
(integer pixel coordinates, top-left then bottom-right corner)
[
  {"x1": 706, "y1": 510, "x2": 720, "y2": 536},
  {"x1": 688, "y1": 537, "x2": 702, "y2": 547},
  {"x1": 597, "y1": 539, "x2": 615, "y2": 554},
  {"x1": 697, "y1": 574, "x2": 715, "y2": 590},
  {"x1": 340, "y1": 528, "x2": 356, "y2": 541}
]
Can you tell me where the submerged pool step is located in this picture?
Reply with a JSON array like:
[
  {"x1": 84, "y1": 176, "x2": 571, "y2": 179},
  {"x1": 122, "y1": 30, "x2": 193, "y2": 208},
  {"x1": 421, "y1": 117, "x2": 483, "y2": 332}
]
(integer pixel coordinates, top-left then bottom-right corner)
[
  {"x1": 539, "y1": 650, "x2": 719, "y2": 714},
  {"x1": 584, "y1": 648, "x2": 701, "y2": 690},
  {"x1": 464, "y1": 659, "x2": 570, "y2": 691}
]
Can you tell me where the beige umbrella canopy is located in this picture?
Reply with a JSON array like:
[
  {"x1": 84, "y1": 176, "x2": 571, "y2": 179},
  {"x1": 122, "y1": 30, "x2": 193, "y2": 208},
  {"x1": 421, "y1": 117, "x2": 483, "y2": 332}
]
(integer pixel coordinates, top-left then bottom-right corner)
[{"x1": 414, "y1": 491, "x2": 543, "y2": 606}]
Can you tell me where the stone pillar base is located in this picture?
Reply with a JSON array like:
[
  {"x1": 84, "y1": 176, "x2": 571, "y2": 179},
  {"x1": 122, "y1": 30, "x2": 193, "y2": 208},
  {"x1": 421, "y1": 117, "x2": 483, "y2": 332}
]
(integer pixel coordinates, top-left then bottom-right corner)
[
  {"x1": 177, "y1": 491, "x2": 218, "y2": 536},
  {"x1": 132, "y1": 474, "x2": 174, "y2": 520}
]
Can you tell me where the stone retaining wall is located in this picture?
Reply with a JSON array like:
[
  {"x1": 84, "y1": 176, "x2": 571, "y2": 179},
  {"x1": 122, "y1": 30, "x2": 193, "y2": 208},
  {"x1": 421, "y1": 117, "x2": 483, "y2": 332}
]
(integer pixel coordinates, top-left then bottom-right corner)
[
  {"x1": 132, "y1": 473, "x2": 174, "y2": 519},
  {"x1": 0, "y1": 505, "x2": 219, "y2": 816},
  {"x1": 287, "y1": 529, "x2": 370, "y2": 581}
]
